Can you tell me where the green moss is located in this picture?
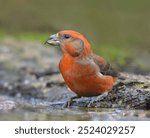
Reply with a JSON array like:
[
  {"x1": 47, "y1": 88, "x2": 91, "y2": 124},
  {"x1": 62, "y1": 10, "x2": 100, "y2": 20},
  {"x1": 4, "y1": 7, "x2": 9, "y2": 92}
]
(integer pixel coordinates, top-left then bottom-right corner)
[{"x1": 0, "y1": 31, "x2": 7, "y2": 40}]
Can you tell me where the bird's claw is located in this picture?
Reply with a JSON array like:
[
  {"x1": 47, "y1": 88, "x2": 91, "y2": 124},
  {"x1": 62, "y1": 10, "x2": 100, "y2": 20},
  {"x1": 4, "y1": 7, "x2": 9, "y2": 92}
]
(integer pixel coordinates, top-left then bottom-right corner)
[
  {"x1": 62, "y1": 96, "x2": 81, "y2": 108},
  {"x1": 87, "y1": 92, "x2": 109, "y2": 107},
  {"x1": 62, "y1": 99, "x2": 72, "y2": 108}
]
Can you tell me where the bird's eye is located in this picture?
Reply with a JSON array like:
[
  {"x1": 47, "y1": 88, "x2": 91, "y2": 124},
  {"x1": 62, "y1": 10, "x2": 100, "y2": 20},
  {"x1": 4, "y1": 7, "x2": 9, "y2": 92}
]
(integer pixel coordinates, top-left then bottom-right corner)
[{"x1": 63, "y1": 34, "x2": 71, "y2": 39}]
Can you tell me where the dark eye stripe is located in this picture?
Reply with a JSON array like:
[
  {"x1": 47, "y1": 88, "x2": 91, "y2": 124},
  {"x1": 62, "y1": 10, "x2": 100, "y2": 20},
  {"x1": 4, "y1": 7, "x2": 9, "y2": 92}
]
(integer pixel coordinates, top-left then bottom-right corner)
[{"x1": 63, "y1": 34, "x2": 71, "y2": 39}]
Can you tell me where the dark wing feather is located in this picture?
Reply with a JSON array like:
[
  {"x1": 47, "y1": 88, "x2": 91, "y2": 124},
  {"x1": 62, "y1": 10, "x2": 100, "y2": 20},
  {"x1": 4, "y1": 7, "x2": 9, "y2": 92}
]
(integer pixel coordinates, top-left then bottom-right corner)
[
  {"x1": 98, "y1": 62, "x2": 118, "y2": 77},
  {"x1": 91, "y1": 53, "x2": 118, "y2": 77}
]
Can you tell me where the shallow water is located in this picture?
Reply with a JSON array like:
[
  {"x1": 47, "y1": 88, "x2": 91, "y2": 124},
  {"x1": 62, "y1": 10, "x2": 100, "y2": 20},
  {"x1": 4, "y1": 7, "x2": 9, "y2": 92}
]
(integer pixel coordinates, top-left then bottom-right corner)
[
  {"x1": 0, "y1": 104, "x2": 150, "y2": 121},
  {"x1": 0, "y1": 94, "x2": 150, "y2": 121}
]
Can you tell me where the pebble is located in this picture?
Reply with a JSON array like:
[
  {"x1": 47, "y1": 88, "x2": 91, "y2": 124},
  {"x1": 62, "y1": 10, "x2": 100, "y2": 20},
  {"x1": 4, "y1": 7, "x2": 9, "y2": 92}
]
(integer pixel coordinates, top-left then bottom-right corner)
[{"x1": 0, "y1": 100, "x2": 18, "y2": 111}]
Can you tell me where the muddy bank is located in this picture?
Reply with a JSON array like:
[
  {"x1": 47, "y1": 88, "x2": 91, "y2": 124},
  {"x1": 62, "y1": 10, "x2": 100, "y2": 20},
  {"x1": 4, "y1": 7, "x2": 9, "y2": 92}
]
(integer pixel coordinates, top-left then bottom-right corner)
[{"x1": 0, "y1": 38, "x2": 150, "y2": 121}]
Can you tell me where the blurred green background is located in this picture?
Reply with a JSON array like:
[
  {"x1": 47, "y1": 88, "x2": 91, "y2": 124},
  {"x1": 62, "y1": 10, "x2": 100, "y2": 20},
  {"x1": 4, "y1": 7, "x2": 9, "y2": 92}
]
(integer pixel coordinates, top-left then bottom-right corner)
[{"x1": 0, "y1": 0, "x2": 150, "y2": 74}]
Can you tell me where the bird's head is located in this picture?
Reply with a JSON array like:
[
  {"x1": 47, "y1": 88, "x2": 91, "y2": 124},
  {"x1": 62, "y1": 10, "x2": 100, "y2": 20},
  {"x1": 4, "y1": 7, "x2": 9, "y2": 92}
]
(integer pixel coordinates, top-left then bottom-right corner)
[{"x1": 45, "y1": 30, "x2": 91, "y2": 57}]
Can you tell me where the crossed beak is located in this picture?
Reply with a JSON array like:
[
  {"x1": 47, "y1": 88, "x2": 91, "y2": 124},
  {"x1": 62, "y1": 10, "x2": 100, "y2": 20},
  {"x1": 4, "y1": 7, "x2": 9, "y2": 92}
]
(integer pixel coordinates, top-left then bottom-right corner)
[{"x1": 44, "y1": 34, "x2": 60, "y2": 46}]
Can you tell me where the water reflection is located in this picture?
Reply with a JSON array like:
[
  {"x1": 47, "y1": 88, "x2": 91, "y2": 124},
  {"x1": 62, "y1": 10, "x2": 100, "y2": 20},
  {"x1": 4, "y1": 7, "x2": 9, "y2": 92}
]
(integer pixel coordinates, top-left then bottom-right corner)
[{"x1": 0, "y1": 106, "x2": 149, "y2": 121}]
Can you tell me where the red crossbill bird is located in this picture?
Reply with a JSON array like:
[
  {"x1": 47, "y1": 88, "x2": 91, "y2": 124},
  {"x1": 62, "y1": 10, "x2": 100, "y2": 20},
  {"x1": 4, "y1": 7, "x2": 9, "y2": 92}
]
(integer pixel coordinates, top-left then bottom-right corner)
[{"x1": 45, "y1": 30, "x2": 118, "y2": 107}]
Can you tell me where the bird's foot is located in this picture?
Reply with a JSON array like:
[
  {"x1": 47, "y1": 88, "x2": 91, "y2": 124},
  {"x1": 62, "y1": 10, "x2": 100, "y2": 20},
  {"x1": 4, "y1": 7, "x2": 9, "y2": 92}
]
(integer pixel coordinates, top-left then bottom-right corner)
[
  {"x1": 96, "y1": 92, "x2": 109, "y2": 101},
  {"x1": 62, "y1": 96, "x2": 81, "y2": 108},
  {"x1": 87, "y1": 92, "x2": 109, "y2": 107}
]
